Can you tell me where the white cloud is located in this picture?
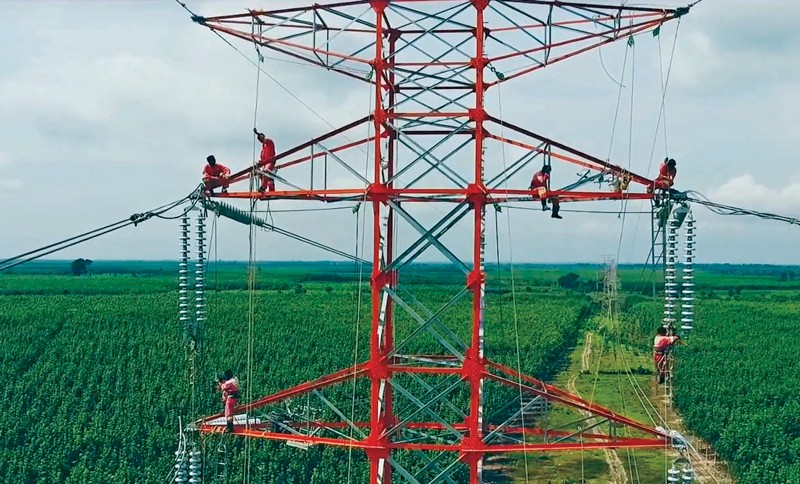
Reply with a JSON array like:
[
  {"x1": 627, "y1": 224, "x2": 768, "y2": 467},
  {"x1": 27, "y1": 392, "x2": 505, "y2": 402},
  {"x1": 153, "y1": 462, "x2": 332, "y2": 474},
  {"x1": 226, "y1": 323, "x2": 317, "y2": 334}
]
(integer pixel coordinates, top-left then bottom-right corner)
[{"x1": 708, "y1": 174, "x2": 800, "y2": 215}]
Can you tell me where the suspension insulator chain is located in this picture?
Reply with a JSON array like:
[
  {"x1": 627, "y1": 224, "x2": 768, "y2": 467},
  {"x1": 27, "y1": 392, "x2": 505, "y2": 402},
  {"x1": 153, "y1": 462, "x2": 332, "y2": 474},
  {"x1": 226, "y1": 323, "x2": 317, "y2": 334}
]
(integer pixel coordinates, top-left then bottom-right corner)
[
  {"x1": 681, "y1": 212, "x2": 695, "y2": 332},
  {"x1": 188, "y1": 447, "x2": 202, "y2": 484},
  {"x1": 180, "y1": 215, "x2": 192, "y2": 341},
  {"x1": 195, "y1": 213, "x2": 207, "y2": 353},
  {"x1": 663, "y1": 216, "x2": 679, "y2": 330}
]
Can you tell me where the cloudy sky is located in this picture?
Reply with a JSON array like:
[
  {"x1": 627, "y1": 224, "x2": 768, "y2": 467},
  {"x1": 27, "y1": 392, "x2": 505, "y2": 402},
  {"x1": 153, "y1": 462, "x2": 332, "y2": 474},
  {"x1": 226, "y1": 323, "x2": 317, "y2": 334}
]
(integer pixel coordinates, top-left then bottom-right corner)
[{"x1": 1, "y1": 0, "x2": 798, "y2": 265}]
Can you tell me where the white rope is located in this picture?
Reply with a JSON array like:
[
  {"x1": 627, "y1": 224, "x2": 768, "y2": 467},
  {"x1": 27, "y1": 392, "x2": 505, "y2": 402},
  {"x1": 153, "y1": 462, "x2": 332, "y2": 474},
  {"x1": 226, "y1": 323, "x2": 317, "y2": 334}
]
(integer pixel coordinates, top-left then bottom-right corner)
[
  {"x1": 626, "y1": 19, "x2": 683, "y2": 264},
  {"x1": 615, "y1": 33, "x2": 635, "y2": 262},
  {"x1": 243, "y1": 18, "x2": 263, "y2": 482},
  {"x1": 346, "y1": 81, "x2": 373, "y2": 483},
  {"x1": 494, "y1": 75, "x2": 530, "y2": 484}
]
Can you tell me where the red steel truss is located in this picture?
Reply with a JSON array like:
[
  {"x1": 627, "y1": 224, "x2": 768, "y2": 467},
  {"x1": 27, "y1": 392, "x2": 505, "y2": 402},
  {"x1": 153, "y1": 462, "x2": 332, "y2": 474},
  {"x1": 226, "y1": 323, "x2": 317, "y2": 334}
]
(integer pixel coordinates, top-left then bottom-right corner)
[{"x1": 192, "y1": 1, "x2": 690, "y2": 482}]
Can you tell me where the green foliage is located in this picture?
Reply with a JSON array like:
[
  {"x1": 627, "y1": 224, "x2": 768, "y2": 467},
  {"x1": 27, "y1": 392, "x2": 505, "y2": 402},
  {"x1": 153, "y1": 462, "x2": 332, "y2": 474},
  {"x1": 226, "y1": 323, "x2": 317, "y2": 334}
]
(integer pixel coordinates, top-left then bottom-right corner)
[
  {"x1": 4, "y1": 264, "x2": 799, "y2": 482},
  {"x1": 629, "y1": 299, "x2": 800, "y2": 483},
  {"x1": 558, "y1": 272, "x2": 581, "y2": 289},
  {"x1": 0, "y1": 270, "x2": 589, "y2": 482},
  {"x1": 70, "y1": 258, "x2": 93, "y2": 276}
]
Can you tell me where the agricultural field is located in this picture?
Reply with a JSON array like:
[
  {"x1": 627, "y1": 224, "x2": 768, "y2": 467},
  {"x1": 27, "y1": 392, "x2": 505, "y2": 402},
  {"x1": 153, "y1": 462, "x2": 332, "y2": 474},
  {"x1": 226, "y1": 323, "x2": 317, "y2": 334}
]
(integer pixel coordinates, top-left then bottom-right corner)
[
  {"x1": 0, "y1": 262, "x2": 799, "y2": 482},
  {"x1": 620, "y1": 297, "x2": 800, "y2": 483}
]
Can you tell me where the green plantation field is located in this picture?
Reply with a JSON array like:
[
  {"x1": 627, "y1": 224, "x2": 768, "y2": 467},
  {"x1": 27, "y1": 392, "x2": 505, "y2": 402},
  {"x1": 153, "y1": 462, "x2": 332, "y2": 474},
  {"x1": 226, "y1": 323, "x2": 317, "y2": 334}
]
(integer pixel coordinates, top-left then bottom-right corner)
[
  {"x1": 1, "y1": 262, "x2": 799, "y2": 483},
  {"x1": 623, "y1": 299, "x2": 800, "y2": 483},
  {"x1": 672, "y1": 302, "x2": 800, "y2": 482},
  {"x1": 0, "y1": 265, "x2": 590, "y2": 483}
]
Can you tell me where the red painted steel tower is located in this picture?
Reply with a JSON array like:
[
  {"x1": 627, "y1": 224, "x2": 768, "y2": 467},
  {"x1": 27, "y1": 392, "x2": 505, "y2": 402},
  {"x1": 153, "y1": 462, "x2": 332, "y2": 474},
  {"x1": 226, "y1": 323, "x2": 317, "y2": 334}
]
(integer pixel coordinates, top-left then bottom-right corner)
[{"x1": 193, "y1": 1, "x2": 690, "y2": 482}]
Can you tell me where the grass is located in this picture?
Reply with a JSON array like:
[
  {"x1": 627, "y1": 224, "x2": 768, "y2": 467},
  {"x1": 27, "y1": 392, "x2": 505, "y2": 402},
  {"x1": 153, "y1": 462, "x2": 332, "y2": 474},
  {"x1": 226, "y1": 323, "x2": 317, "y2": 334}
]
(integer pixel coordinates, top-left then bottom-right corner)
[{"x1": 511, "y1": 318, "x2": 679, "y2": 483}]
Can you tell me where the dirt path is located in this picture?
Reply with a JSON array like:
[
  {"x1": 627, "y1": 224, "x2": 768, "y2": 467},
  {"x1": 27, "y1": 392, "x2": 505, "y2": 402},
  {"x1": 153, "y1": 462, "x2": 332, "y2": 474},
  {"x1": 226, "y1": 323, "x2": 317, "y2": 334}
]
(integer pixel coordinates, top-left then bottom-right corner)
[
  {"x1": 656, "y1": 383, "x2": 734, "y2": 483},
  {"x1": 566, "y1": 331, "x2": 629, "y2": 484}
]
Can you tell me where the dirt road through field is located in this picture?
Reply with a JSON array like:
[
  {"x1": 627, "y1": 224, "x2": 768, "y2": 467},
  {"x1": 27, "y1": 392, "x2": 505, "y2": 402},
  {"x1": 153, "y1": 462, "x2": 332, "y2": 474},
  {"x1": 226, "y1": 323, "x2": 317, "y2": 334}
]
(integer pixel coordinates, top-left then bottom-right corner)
[{"x1": 567, "y1": 331, "x2": 628, "y2": 484}]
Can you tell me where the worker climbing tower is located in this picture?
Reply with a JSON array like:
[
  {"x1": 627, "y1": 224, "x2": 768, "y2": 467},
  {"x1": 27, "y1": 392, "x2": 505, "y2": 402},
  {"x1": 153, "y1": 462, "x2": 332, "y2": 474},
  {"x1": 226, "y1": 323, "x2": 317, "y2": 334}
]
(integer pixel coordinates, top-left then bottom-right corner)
[{"x1": 180, "y1": 1, "x2": 696, "y2": 482}]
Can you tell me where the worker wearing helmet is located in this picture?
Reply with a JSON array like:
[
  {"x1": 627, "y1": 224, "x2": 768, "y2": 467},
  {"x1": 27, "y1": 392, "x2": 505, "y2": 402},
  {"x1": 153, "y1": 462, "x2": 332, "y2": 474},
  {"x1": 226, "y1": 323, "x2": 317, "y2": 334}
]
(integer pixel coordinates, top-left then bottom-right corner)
[
  {"x1": 653, "y1": 327, "x2": 680, "y2": 384},
  {"x1": 203, "y1": 155, "x2": 231, "y2": 194},
  {"x1": 650, "y1": 157, "x2": 677, "y2": 192},
  {"x1": 254, "y1": 128, "x2": 277, "y2": 193},
  {"x1": 529, "y1": 165, "x2": 562, "y2": 219},
  {"x1": 218, "y1": 369, "x2": 240, "y2": 433}
]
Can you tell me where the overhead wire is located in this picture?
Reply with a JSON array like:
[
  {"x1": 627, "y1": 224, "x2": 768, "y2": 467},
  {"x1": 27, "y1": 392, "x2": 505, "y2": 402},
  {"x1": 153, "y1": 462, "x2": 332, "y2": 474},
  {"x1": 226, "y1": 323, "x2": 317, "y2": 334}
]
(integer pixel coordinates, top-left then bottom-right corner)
[
  {"x1": 0, "y1": 187, "x2": 200, "y2": 273},
  {"x1": 682, "y1": 191, "x2": 800, "y2": 225},
  {"x1": 0, "y1": 219, "x2": 130, "y2": 268}
]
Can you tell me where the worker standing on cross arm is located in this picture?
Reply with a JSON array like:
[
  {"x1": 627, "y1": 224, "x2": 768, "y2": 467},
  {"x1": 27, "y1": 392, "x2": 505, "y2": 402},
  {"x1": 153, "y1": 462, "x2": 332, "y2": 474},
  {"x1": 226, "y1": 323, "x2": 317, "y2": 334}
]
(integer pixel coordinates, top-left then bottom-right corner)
[
  {"x1": 218, "y1": 369, "x2": 240, "y2": 433},
  {"x1": 653, "y1": 327, "x2": 680, "y2": 384},
  {"x1": 254, "y1": 128, "x2": 276, "y2": 193},
  {"x1": 529, "y1": 165, "x2": 562, "y2": 219},
  {"x1": 203, "y1": 155, "x2": 231, "y2": 194}
]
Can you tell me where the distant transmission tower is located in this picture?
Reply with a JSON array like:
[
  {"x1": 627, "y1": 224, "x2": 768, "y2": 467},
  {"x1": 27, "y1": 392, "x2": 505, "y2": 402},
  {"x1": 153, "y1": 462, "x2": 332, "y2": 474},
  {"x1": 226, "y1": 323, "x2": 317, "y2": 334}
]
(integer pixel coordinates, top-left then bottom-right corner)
[{"x1": 602, "y1": 256, "x2": 619, "y2": 321}]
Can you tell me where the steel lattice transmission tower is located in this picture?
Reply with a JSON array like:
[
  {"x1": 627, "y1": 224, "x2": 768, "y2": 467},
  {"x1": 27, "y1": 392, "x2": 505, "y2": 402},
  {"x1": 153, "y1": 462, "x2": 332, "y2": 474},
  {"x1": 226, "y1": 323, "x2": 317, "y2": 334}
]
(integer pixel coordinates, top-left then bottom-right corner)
[{"x1": 189, "y1": 1, "x2": 692, "y2": 482}]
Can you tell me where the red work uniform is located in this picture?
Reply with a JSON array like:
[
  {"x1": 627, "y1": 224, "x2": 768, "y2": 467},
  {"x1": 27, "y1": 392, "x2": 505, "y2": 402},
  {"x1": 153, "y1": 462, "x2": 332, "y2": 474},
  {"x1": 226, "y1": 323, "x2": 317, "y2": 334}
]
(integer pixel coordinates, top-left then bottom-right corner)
[
  {"x1": 529, "y1": 171, "x2": 550, "y2": 199},
  {"x1": 652, "y1": 162, "x2": 676, "y2": 191},
  {"x1": 259, "y1": 138, "x2": 276, "y2": 192},
  {"x1": 653, "y1": 334, "x2": 680, "y2": 379},
  {"x1": 220, "y1": 376, "x2": 240, "y2": 421},
  {"x1": 203, "y1": 164, "x2": 231, "y2": 191}
]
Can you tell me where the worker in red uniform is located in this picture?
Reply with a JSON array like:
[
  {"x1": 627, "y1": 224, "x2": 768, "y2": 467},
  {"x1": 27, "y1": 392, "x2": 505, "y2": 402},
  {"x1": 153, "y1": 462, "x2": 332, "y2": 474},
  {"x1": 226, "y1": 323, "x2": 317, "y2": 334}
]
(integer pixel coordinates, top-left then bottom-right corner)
[
  {"x1": 529, "y1": 165, "x2": 562, "y2": 219},
  {"x1": 254, "y1": 127, "x2": 276, "y2": 193},
  {"x1": 650, "y1": 158, "x2": 677, "y2": 192},
  {"x1": 203, "y1": 155, "x2": 231, "y2": 194},
  {"x1": 653, "y1": 327, "x2": 680, "y2": 384},
  {"x1": 218, "y1": 369, "x2": 240, "y2": 433}
]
